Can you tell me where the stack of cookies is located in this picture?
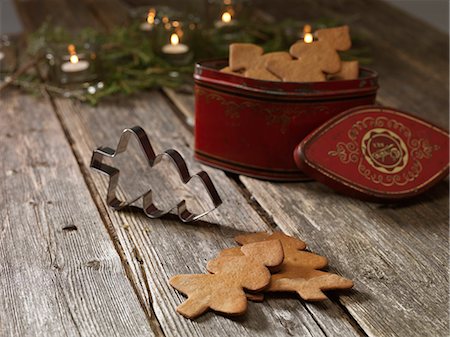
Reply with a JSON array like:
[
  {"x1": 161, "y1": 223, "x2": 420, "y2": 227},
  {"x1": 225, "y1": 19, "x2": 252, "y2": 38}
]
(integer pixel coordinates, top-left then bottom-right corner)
[
  {"x1": 221, "y1": 25, "x2": 359, "y2": 82},
  {"x1": 169, "y1": 231, "x2": 353, "y2": 319}
]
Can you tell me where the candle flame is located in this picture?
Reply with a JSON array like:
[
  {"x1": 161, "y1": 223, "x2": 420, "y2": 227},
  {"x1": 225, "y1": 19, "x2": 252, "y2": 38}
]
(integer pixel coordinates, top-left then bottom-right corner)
[
  {"x1": 70, "y1": 54, "x2": 79, "y2": 64},
  {"x1": 304, "y1": 33, "x2": 313, "y2": 43},
  {"x1": 303, "y1": 24, "x2": 312, "y2": 33},
  {"x1": 146, "y1": 8, "x2": 156, "y2": 24},
  {"x1": 221, "y1": 11, "x2": 232, "y2": 23},
  {"x1": 68, "y1": 44, "x2": 76, "y2": 55},
  {"x1": 170, "y1": 33, "x2": 179, "y2": 45},
  {"x1": 68, "y1": 44, "x2": 79, "y2": 63}
]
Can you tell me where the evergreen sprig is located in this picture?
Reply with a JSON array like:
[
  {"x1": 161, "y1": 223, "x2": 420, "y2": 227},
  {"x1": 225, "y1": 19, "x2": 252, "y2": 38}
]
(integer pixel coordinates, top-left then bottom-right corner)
[{"x1": 14, "y1": 17, "x2": 371, "y2": 105}]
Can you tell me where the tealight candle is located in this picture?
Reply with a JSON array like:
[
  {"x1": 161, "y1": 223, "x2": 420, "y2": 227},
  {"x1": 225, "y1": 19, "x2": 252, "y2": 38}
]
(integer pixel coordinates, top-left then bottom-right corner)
[
  {"x1": 61, "y1": 45, "x2": 90, "y2": 73},
  {"x1": 162, "y1": 33, "x2": 189, "y2": 54},
  {"x1": 140, "y1": 8, "x2": 156, "y2": 31}
]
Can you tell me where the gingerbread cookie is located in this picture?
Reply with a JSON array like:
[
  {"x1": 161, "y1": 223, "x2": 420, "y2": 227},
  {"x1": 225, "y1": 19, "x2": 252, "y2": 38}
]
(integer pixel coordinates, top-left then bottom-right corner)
[
  {"x1": 220, "y1": 66, "x2": 243, "y2": 76},
  {"x1": 316, "y1": 25, "x2": 352, "y2": 51},
  {"x1": 169, "y1": 239, "x2": 284, "y2": 319},
  {"x1": 244, "y1": 68, "x2": 281, "y2": 81},
  {"x1": 229, "y1": 43, "x2": 264, "y2": 71},
  {"x1": 289, "y1": 41, "x2": 341, "y2": 74},
  {"x1": 244, "y1": 51, "x2": 291, "y2": 81},
  {"x1": 267, "y1": 58, "x2": 327, "y2": 82},
  {"x1": 328, "y1": 60, "x2": 359, "y2": 80},
  {"x1": 234, "y1": 232, "x2": 353, "y2": 301},
  {"x1": 252, "y1": 51, "x2": 292, "y2": 69}
]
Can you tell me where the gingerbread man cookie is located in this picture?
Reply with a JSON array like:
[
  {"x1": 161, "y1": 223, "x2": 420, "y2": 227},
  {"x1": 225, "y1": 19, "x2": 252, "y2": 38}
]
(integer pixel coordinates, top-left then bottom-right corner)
[
  {"x1": 169, "y1": 239, "x2": 284, "y2": 319},
  {"x1": 234, "y1": 232, "x2": 354, "y2": 301}
]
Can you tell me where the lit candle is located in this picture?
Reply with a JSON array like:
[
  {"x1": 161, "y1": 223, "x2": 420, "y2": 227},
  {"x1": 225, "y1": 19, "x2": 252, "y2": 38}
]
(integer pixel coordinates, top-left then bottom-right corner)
[
  {"x1": 222, "y1": 11, "x2": 232, "y2": 23},
  {"x1": 214, "y1": 10, "x2": 234, "y2": 28},
  {"x1": 162, "y1": 33, "x2": 189, "y2": 54},
  {"x1": 302, "y1": 24, "x2": 314, "y2": 44},
  {"x1": 61, "y1": 44, "x2": 89, "y2": 73},
  {"x1": 140, "y1": 8, "x2": 156, "y2": 31}
]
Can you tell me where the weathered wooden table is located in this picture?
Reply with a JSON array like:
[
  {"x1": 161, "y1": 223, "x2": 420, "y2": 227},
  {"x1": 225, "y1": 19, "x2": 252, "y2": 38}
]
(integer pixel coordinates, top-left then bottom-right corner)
[{"x1": 1, "y1": 1, "x2": 448, "y2": 336}]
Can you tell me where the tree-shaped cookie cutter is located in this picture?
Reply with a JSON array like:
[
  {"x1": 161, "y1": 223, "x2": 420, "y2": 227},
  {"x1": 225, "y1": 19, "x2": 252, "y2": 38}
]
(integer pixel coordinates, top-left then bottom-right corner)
[{"x1": 90, "y1": 126, "x2": 222, "y2": 222}]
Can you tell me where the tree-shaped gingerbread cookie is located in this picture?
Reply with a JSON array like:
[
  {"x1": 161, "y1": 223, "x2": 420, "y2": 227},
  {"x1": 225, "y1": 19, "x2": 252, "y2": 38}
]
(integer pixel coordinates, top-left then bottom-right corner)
[{"x1": 169, "y1": 239, "x2": 284, "y2": 319}]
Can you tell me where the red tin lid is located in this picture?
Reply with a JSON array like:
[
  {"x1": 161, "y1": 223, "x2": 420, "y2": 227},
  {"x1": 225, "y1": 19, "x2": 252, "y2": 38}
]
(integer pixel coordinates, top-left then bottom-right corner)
[{"x1": 294, "y1": 105, "x2": 449, "y2": 201}]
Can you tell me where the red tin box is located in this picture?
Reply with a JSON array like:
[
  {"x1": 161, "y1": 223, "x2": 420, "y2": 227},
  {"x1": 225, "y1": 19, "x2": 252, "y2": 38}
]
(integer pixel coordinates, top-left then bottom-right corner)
[
  {"x1": 294, "y1": 106, "x2": 449, "y2": 201},
  {"x1": 194, "y1": 59, "x2": 379, "y2": 181}
]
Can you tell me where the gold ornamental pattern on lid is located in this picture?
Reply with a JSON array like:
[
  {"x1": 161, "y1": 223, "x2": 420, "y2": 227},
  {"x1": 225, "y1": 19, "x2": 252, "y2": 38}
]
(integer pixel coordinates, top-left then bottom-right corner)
[
  {"x1": 328, "y1": 116, "x2": 439, "y2": 186},
  {"x1": 361, "y1": 128, "x2": 409, "y2": 174}
]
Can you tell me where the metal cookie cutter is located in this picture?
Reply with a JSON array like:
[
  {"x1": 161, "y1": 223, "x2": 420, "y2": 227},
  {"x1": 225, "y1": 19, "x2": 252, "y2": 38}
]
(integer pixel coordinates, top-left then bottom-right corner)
[{"x1": 90, "y1": 126, "x2": 222, "y2": 222}]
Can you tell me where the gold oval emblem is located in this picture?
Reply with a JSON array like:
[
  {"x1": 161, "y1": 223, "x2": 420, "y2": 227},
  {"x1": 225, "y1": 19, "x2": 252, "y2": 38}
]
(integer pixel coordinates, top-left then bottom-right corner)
[{"x1": 361, "y1": 128, "x2": 409, "y2": 174}]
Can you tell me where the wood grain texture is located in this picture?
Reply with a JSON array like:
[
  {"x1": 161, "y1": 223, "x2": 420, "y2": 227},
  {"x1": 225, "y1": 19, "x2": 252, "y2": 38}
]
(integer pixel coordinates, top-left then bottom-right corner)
[
  {"x1": 0, "y1": 91, "x2": 155, "y2": 337},
  {"x1": 163, "y1": 88, "x2": 196, "y2": 127},
  {"x1": 51, "y1": 92, "x2": 363, "y2": 337}
]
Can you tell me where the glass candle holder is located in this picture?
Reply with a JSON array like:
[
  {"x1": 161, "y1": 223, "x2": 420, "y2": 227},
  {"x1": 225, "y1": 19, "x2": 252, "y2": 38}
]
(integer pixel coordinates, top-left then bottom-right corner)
[
  {"x1": 0, "y1": 35, "x2": 18, "y2": 80},
  {"x1": 158, "y1": 17, "x2": 195, "y2": 66},
  {"x1": 130, "y1": 6, "x2": 194, "y2": 57},
  {"x1": 46, "y1": 42, "x2": 99, "y2": 86},
  {"x1": 206, "y1": 0, "x2": 252, "y2": 54}
]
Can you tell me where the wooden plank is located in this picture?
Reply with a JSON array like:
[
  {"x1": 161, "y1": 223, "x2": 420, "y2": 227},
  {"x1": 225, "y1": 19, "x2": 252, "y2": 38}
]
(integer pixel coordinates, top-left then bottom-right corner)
[
  {"x1": 51, "y1": 92, "x2": 365, "y2": 337},
  {"x1": 0, "y1": 90, "x2": 155, "y2": 337},
  {"x1": 163, "y1": 88, "x2": 196, "y2": 127}
]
